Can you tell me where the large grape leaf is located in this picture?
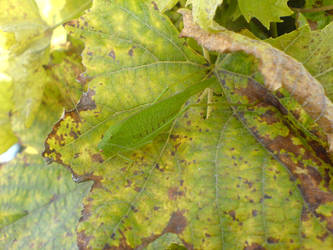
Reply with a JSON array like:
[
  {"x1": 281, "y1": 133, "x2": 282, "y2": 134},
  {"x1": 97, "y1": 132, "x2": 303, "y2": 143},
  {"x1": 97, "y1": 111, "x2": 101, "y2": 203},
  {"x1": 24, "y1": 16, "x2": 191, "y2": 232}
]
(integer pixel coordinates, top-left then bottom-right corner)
[
  {"x1": 238, "y1": 0, "x2": 293, "y2": 28},
  {"x1": 215, "y1": 51, "x2": 333, "y2": 233},
  {"x1": 0, "y1": 152, "x2": 92, "y2": 249},
  {"x1": 43, "y1": 0, "x2": 333, "y2": 248},
  {"x1": 181, "y1": 5, "x2": 333, "y2": 236},
  {"x1": 44, "y1": 0, "x2": 207, "y2": 174}
]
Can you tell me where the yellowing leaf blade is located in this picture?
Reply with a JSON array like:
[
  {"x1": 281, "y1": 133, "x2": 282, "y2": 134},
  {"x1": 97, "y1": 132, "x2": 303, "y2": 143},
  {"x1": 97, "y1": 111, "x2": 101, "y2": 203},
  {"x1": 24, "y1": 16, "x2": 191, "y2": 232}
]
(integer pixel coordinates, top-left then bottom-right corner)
[{"x1": 0, "y1": 153, "x2": 92, "y2": 249}]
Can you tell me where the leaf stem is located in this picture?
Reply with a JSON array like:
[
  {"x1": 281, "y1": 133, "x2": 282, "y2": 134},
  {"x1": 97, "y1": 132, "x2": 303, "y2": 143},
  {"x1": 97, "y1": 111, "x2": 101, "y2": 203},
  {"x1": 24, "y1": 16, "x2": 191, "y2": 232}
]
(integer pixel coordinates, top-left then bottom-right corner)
[{"x1": 291, "y1": 5, "x2": 333, "y2": 13}]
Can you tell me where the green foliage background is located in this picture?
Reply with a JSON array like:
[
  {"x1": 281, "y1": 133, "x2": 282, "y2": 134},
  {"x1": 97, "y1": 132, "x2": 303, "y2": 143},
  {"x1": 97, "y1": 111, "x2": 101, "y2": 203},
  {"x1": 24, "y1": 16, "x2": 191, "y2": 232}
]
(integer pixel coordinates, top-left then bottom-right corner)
[{"x1": 0, "y1": 0, "x2": 333, "y2": 249}]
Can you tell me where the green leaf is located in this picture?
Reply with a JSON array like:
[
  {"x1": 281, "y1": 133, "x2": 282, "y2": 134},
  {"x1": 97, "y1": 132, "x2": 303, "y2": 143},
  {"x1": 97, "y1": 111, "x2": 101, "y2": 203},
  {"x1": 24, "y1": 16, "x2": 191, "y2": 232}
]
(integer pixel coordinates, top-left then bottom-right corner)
[
  {"x1": 186, "y1": 0, "x2": 223, "y2": 30},
  {"x1": 0, "y1": 152, "x2": 93, "y2": 249},
  {"x1": 44, "y1": 1, "x2": 333, "y2": 248},
  {"x1": 238, "y1": 0, "x2": 293, "y2": 28}
]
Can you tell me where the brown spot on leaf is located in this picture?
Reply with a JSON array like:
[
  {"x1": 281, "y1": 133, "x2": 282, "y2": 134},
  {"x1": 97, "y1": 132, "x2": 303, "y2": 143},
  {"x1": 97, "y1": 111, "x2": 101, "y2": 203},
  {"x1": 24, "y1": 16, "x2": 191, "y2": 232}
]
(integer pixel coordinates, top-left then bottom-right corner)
[
  {"x1": 228, "y1": 210, "x2": 236, "y2": 220},
  {"x1": 234, "y1": 77, "x2": 287, "y2": 115},
  {"x1": 77, "y1": 73, "x2": 92, "y2": 86},
  {"x1": 77, "y1": 230, "x2": 93, "y2": 250},
  {"x1": 128, "y1": 46, "x2": 135, "y2": 56},
  {"x1": 317, "y1": 232, "x2": 329, "y2": 242},
  {"x1": 163, "y1": 211, "x2": 187, "y2": 234},
  {"x1": 244, "y1": 242, "x2": 266, "y2": 250},
  {"x1": 64, "y1": 19, "x2": 80, "y2": 27},
  {"x1": 108, "y1": 50, "x2": 116, "y2": 59},
  {"x1": 151, "y1": 1, "x2": 159, "y2": 10},
  {"x1": 267, "y1": 237, "x2": 279, "y2": 243},
  {"x1": 77, "y1": 89, "x2": 96, "y2": 111},
  {"x1": 168, "y1": 187, "x2": 184, "y2": 200}
]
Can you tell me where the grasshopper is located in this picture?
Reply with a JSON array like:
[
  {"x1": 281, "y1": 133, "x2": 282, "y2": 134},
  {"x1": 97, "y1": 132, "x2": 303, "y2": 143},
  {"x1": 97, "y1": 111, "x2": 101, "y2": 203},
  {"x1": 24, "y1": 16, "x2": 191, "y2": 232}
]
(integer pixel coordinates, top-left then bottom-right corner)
[{"x1": 98, "y1": 78, "x2": 215, "y2": 156}]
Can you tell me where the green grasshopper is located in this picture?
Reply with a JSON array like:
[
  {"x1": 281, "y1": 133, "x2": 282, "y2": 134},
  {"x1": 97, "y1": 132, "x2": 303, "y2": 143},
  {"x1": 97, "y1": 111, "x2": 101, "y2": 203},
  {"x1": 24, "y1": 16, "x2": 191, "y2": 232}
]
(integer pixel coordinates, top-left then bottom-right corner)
[{"x1": 98, "y1": 78, "x2": 215, "y2": 156}]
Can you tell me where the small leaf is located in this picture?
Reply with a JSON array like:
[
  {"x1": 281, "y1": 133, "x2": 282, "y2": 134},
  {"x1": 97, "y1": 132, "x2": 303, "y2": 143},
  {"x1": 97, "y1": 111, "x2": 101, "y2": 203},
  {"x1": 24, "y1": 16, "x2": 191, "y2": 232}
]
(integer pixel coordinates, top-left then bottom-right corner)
[
  {"x1": 155, "y1": 0, "x2": 179, "y2": 12},
  {"x1": 238, "y1": 0, "x2": 293, "y2": 28},
  {"x1": 186, "y1": 0, "x2": 223, "y2": 30}
]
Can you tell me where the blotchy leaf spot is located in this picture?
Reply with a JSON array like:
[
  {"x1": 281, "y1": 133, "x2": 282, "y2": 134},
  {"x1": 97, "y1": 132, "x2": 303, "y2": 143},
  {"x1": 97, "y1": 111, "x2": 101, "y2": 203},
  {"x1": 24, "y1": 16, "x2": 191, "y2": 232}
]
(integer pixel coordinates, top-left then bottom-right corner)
[
  {"x1": 77, "y1": 89, "x2": 96, "y2": 111},
  {"x1": 216, "y1": 68, "x2": 333, "y2": 233}
]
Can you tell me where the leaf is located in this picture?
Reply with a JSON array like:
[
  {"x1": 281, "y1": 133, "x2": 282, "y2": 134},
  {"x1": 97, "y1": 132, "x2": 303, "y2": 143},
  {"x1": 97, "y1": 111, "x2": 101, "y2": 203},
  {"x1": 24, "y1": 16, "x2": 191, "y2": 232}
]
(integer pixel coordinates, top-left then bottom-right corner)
[
  {"x1": 186, "y1": 0, "x2": 223, "y2": 30},
  {"x1": 302, "y1": 0, "x2": 333, "y2": 29},
  {"x1": 179, "y1": 9, "x2": 333, "y2": 152},
  {"x1": 0, "y1": 0, "x2": 91, "y2": 131},
  {"x1": 155, "y1": 0, "x2": 179, "y2": 12},
  {"x1": 0, "y1": 152, "x2": 93, "y2": 249},
  {"x1": 0, "y1": 77, "x2": 17, "y2": 154},
  {"x1": 266, "y1": 23, "x2": 333, "y2": 100},
  {"x1": 44, "y1": 0, "x2": 207, "y2": 174},
  {"x1": 15, "y1": 37, "x2": 86, "y2": 154},
  {"x1": 35, "y1": 0, "x2": 92, "y2": 27},
  {"x1": 215, "y1": 51, "x2": 333, "y2": 235},
  {"x1": 238, "y1": 0, "x2": 293, "y2": 28},
  {"x1": 44, "y1": 1, "x2": 333, "y2": 248}
]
